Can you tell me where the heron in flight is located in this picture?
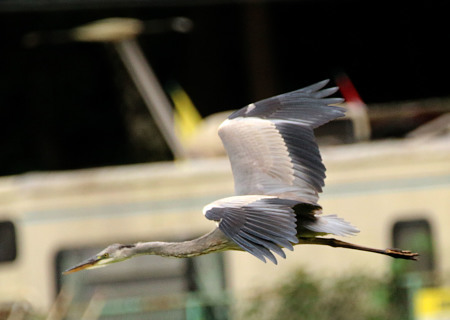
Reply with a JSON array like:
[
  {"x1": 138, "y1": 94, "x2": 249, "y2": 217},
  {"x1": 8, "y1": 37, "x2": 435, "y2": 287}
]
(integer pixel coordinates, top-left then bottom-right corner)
[{"x1": 64, "y1": 80, "x2": 418, "y2": 274}]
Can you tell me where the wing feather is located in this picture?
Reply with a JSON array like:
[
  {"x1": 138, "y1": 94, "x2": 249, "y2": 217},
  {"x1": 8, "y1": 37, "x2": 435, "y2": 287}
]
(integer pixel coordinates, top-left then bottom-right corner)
[
  {"x1": 219, "y1": 79, "x2": 344, "y2": 203},
  {"x1": 204, "y1": 196, "x2": 299, "y2": 264}
]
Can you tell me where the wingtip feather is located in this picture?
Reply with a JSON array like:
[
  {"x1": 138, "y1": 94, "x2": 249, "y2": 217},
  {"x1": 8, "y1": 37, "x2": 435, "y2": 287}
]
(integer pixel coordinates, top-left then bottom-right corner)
[{"x1": 298, "y1": 79, "x2": 330, "y2": 93}]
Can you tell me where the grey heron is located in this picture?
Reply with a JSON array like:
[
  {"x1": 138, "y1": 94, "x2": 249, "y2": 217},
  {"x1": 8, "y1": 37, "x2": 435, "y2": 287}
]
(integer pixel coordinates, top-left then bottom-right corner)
[{"x1": 64, "y1": 80, "x2": 418, "y2": 274}]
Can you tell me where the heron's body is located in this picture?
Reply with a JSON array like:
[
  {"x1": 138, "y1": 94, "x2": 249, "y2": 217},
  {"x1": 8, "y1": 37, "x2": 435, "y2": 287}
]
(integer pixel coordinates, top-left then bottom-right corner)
[{"x1": 64, "y1": 80, "x2": 417, "y2": 274}]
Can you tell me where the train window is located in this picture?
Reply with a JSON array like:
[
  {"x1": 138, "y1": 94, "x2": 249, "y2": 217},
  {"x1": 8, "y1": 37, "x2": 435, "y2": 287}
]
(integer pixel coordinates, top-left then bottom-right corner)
[
  {"x1": 392, "y1": 219, "x2": 434, "y2": 274},
  {"x1": 392, "y1": 219, "x2": 435, "y2": 318},
  {"x1": 0, "y1": 221, "x2": 17, "y2": 262}
]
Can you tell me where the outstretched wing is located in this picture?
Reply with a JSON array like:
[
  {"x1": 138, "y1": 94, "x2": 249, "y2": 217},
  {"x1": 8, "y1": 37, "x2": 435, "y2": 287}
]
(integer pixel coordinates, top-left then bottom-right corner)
[
  {"x1": 218, "y1": 80, "x2": 345, "y2": 203},
  {"x1": 204, "y1": 195, "x2": 299, "y2": 264}
]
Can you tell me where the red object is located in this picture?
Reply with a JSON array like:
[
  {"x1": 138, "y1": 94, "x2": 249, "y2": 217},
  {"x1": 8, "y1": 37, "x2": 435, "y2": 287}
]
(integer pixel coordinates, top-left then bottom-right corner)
[{"x1": 336, "y1": 74, "x2": 364, "y2": 106}]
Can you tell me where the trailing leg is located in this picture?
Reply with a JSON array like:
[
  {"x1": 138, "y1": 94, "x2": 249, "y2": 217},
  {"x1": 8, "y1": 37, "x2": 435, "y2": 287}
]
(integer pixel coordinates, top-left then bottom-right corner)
[{"x1": 298, "y1": 237, "x2": 419, "y2": 260}]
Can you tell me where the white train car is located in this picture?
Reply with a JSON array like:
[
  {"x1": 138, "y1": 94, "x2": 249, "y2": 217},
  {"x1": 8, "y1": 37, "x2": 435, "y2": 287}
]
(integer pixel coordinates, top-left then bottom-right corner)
[{"x1": 0, "y1": 135, "x2": 448, "y2": 318}]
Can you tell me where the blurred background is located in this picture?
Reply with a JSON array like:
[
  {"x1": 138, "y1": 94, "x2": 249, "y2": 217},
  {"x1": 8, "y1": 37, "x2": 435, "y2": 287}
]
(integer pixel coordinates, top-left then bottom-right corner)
[{"x1": 0, "y1": 0, "x2": 449, "y2": 319}]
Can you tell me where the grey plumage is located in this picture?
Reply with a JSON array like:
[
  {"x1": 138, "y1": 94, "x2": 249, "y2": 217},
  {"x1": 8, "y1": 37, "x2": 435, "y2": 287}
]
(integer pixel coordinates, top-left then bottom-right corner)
[
  {"x1": 228, "y1": 80, "x2": 345, "y2": 123},
  {"x1": 204, "y1": 196, "x2": 299, "y2": 263},
  {"x1": 218, "y1": 80, "x2": 345, "y2": 204},
  {"x1": 63, "y1": 80, "x2": 418, "y2": 275}
]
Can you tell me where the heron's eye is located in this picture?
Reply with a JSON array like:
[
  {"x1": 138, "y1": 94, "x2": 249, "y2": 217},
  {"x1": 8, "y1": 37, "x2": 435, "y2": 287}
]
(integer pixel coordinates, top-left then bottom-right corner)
[{"x1": 100, "y1": 253, "x2": 109, "y2": 259}]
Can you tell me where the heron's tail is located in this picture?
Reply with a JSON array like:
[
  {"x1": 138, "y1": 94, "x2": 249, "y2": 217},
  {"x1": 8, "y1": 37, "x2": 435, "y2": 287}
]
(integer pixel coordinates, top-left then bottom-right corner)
[{"x1": 304, "y1": 215, "x2": 359, "y2": 237}]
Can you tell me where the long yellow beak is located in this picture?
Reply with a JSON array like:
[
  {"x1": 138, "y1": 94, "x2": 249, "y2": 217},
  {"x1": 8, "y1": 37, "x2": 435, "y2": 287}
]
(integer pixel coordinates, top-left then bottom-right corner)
[{"x1": 63, "y1": 257, "x2": 99, "y2": 275}]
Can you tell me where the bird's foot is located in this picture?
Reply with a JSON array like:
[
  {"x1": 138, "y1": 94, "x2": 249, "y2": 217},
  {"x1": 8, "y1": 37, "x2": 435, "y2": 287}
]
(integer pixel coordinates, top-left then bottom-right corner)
[{"x1": 385, "y1": 248, "x2": 419, "y2": 260}]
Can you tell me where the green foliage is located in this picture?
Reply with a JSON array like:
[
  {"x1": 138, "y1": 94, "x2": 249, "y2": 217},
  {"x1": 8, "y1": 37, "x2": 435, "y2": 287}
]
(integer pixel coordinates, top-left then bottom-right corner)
[{"x1": 238, "y1": 270, "x2": 407, "y2": 320}]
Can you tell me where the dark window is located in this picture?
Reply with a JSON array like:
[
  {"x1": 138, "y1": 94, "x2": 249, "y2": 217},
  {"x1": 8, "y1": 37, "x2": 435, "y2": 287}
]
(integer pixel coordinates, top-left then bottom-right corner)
[
  {"x1": 0, "y1": 221, "x2": 17, "y2": 262},
  {"x1": 392, "y1": 219, "x2": 434, "y2": 274},
  {"x1": 391, "y1": 218, "x2": 435, "y2": 318}
]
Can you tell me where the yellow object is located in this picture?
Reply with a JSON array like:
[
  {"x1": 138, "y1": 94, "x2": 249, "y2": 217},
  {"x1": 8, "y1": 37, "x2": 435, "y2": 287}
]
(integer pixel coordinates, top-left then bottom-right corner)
[
  {"x1": 414, "y1": 287, "x2": 450, "y2": 319},
  {"x1": 170, "y1": 84, "x2": 203, "y2": 143}
]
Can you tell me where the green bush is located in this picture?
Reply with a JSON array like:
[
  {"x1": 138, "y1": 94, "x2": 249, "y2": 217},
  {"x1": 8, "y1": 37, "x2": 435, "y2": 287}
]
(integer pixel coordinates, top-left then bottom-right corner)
[{"x1": 239, "y1": 270, "x2": 407, "y2": 320}]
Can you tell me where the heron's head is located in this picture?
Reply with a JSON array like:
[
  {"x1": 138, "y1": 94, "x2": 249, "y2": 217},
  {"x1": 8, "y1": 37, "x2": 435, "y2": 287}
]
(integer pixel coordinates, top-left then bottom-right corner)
[{"x1": 63, "y1": 243, "x2": 136, "y2": 275}]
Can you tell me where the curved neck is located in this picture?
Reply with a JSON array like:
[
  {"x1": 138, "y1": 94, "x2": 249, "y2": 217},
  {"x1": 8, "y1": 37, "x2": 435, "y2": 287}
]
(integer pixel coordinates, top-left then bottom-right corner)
[{"x1": 134, "y1": 228, "x2": 235, "y2": 258}]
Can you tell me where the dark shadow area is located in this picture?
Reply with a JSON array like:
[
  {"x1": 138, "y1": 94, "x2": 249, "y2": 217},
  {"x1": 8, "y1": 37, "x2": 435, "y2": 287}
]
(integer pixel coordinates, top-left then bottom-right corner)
[{"x1": 1, "y1": 0, "x2": 448, "y2": 175}]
